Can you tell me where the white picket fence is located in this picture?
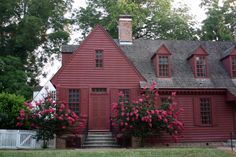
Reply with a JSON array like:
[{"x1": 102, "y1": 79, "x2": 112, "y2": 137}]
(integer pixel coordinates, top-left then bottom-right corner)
[{"x1": 0, "y1": 129, "x2": 56, "y2": 149}]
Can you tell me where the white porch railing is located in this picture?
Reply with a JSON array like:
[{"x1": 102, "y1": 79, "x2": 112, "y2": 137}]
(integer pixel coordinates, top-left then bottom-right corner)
[{"x1": 0, "y1": 129, "x2": 56, "y2": 149}]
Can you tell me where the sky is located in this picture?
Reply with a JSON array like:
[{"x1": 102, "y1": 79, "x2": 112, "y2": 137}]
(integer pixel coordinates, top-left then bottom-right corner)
[{"x1": 39, "y1": 0, "x2": 207, "y2": 86}]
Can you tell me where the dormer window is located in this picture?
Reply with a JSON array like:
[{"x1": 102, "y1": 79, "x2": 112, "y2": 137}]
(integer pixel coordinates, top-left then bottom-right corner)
[
  {"x1": 151, "y1": 44, "x2": 172, "y2": 78},
  {"x1": 220, "y1": 45, "x2": 236, "y2": 78},
  {"x1": 196, "y1": 56, "x2": 207, "y2": 77},
  {"x1": 95, "y1": 50, "x2": 103, "y2": 68},
  {"x1": 232, "y1": 56, "x2": 236, "y2": 78},
  {"x1": 187, "y1": 45, "x2": 209, "y2": 78},
  {"x1": 159, "y1": 56, "x2": 170, "y2": 77}
]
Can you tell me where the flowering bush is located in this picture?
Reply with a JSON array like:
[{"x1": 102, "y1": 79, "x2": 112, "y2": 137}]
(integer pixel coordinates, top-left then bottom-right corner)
[
  {"x1": 17, "y1": 92, "x2": 79, "y2": 148},
  {"x1": 112, "y1": 82, "x2": 184, "y2": 146}
]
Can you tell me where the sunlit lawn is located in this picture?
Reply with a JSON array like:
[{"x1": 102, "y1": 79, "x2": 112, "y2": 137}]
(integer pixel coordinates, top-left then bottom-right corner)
[{"x1": 0, "y1": 148, "x2": 236, "y2": 157}]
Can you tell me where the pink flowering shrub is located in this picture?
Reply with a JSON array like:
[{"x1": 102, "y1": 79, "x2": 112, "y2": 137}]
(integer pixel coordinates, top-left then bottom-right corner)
[
  {"x1": 17, "y1": 92, "x2": 79, "y2": 148},
  {"x1": 112, "y1": 82, "x2": 184, "y2": 145}
]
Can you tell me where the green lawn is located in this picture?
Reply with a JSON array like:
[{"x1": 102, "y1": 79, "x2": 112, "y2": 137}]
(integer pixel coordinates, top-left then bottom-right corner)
[{"x1": 0, "y1": 148, "x2": 235, "y2": 157}]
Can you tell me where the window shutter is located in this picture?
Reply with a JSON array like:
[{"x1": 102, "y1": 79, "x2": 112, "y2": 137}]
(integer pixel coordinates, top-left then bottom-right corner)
[
  {"x1": 110, "y1": 88, "x2": 119, "y2": 103},
  {"x1": 211, "y1": 98, "x2": 217, "y2": 126},
  {"x1": 193, "y1": 97, "x2": 201, "y2": 126},
  {"x1": 80, "y1": 88, "x2": 89, "y2": 114},
  {"x1": 58, "y1": 87, "x2": 68, "y2": 104}
]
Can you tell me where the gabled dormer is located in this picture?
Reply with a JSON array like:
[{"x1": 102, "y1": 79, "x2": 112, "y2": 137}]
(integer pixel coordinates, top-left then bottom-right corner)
[
  {"x1": 221, "y1": 45, "x2": 236, "y2": 78},
  {"x1": 187, "y1": 45, "x2": 209, "y2": 78},
  {"x1": 151, "y1": 44, "x2": 171, "y2": 78}
]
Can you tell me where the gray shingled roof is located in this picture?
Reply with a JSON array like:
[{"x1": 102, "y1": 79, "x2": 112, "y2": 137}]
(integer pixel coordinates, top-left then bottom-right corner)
[
  {"x1": 221, "y1": 45, "x2": 236, "y2": 60},
  {"x1": 62, "y1": 45, "x2": 79, "y2": 53},
  {"x1": 62, "y1": 40, "x2": 236, "y2": 95}
]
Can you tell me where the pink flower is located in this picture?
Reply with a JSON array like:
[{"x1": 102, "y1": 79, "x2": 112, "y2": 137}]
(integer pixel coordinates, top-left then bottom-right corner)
[
  {"x1": 60, "y1": 104, "x2": 65, "y2": 109},
  {"x1": 19, "y1": 109, "x2": 25, "y2": 117},
  {"x1": 171, "y1": 92, "x2": 176, "y2": 97},
  {"x1": 62, "y1": 126, "x2": 66, "y2": 129},
  {"x1": 164, "y1": 118, "x2": 168, "y2": 123},
  {"x1": 139, "y1": 98, "x2": 143, "y2": 102},
  {"x1": 121, "y1": 112, "x2": 125, "y2": 116},
  {"x1": 16, "y1": 122, "x2": 22, "y2": 127}
]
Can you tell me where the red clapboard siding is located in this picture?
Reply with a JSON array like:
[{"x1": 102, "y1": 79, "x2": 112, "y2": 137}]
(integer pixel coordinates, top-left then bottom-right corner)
[
  {"x1": 53, "y1": 25, "x2": 144, "y2": 89},
  {"x1": 172, "y1": 94, "x2": 233, "y2": 142}
]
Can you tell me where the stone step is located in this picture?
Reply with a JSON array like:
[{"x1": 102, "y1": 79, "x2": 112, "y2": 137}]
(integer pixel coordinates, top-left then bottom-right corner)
[
  {"x1": 86, "y1": 134, "x2": 113, "y2": 137},
  {"x1": 83, "y1": 131, "x2": 120, "y2": 148},
  {"x1": 88, "y1": 132, "x2": 112, "y2": 136},
  {"x1": 83, "y1": 143, "x2": 120, "y2": 148},
  {"x1": 84, "y1": 140, "x2": 117, "y2": 144},
  {"x1": 86, "y1": 138, "x2": 115, "y2": 141}
]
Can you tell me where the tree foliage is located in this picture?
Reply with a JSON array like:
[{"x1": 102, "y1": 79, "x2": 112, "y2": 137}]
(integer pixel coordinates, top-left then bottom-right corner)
[
  {"x1": 200, "y1": 0, "x2": 236, "y2": 41},
  {"x1": 0, "y1": 0, "x2": 73, "y2": 96},
  {"x1": 0, "y1": 56, "x2": 32, "y2": 97},
  {"x1": 75, "y1": 0, "x2": 197, "y2": 40}
]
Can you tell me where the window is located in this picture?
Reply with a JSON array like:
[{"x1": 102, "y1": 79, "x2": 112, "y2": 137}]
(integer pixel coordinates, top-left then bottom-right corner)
[
  {"x1": 119, "y1": 89, "x2": 130, "y2": 102},
  {"x1": 159, "y1": 56, "x2": 169, "y2": 77},
  {"x1": 196, "y1": 56, "x2": 207, "y2": 77},
  {"x1": 160, "y1": 97, "x2": 171, "y2": 104},
  {"x1": 51, "y1": 91, "x2": 56, "y2": 101},
  {"x1": 200, "y1": 98, "x2": 212, "y2": 125},
  {"x1": 68, "y1": 89, "x2": 80, "y2": 115},
  {"x1": 95, "y1": 50, "x2": 103, "y2": 68},
  {"x1": 232, "y1": 56, "x2": 236, "y2": 77},
  {"x1": 92, "y1": 88, "x2": 107, "y2": 93}
]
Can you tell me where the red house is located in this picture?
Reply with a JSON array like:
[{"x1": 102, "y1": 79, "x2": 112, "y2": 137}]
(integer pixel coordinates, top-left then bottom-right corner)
[{"x1": 52, "y1": 15, "x2": 236, "y2": 146}]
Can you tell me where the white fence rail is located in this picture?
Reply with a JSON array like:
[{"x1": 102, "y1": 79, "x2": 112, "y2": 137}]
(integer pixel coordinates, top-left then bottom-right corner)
[{"x1": 0, "y1": 129, "x2": 56, "y2": 149}]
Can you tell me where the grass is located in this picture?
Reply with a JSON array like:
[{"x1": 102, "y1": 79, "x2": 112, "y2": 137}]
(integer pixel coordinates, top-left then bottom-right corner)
[{"x1": 0, "y1": 148, "x2": 235, "y2": 157}]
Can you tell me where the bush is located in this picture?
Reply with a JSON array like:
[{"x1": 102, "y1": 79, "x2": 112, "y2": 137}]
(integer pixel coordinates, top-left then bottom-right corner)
[
  {"x1": 112, "y1": 82, "x2": 184, "y2": 146},
  {"x1": 17, "y1": 92, "x2": 79, "y2": 148},
  {"x1": 0, "y1": 92, "x2": 26, "y2": 129}
]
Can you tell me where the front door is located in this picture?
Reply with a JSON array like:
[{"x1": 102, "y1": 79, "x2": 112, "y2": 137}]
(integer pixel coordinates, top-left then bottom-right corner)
[{"x1": 89, "y1": 90, "x2": 110, "y2": 131}]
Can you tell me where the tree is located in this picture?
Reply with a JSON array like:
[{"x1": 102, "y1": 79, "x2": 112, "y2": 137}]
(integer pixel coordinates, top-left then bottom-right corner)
[
  {"x1": 200, "y1": 0, "x2": 236, "y2": 41},
  {"x1": 112, "y1": 82, "x2": 184, "y2": 147},
  {"x1": 0, "y1": 0, "x2": 73, "y2": 93},
  {"x1": 0, "y1": 56, "x2": 32, "y2": 98},
  {"x1": 75, "y1": 0, "x2": 197, "y2": 40}
]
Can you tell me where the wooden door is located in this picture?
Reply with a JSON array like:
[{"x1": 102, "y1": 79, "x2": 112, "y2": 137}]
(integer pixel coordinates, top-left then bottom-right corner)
[{"x1": 89, "y1": 93, "x2": 110, "y2": 130}]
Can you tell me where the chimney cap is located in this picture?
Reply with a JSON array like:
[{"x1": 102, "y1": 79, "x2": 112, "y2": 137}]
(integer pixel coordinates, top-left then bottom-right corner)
[{"x1": 119, "y1": 15, "x2": 132, "y2": 19}]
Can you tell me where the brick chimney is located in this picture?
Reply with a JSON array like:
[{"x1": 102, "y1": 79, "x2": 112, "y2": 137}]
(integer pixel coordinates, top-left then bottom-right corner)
[{"x1": 118, "y1": 15, "x2": 132, "y2": 45}]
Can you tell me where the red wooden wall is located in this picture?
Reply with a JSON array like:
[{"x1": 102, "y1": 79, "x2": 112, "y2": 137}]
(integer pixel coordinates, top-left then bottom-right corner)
[
  {"x1": 146, "y1": 93, "x2": 235, "y2": 143},
  {"x1": 52, "y1": 25, "x2": 144, "y2": 121}
]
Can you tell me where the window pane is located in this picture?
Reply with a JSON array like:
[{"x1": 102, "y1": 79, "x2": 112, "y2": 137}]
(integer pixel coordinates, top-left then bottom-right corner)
[
  {"x1": 51, "y1": 91, "x2": 56, "y2": 101},
  {"x1": 159, "y1": 56, "x2": 169, "y2": 77},
  {"x1": 196, "y1": 56, "x2": 207, "y2": 77},
  {"x1": 92, "y1": 88, "x2": 107, "y2": 93},
  {"x1": 119, "y1": 89, "x2": 130, "y2": 102},
  {"x1": 69, "y1": 89, "x2": 80, "y2": 115},
  {"x1": 232, "y1": 56, "x2": 236, "y2": 77},
  {"x1": 200, "y1": 98, "x2": 212, "y2": 125},
  {"x1": 95, "y1": 50, "x2": 103, "y2": 68}
]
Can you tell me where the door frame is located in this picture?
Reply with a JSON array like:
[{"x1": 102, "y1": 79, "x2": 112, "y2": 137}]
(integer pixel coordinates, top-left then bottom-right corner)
[{"x1": 88, "y1": 88, "x2": 110, "y2": 131}]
